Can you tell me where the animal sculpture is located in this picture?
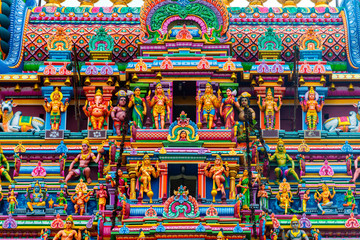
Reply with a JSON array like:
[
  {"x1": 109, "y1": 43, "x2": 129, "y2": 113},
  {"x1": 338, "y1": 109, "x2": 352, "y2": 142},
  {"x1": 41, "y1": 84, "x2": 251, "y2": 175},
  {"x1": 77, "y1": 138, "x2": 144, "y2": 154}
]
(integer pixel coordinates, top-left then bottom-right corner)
[{"x1": 323, "y1": 101, "x2": 360, "y2": 132}]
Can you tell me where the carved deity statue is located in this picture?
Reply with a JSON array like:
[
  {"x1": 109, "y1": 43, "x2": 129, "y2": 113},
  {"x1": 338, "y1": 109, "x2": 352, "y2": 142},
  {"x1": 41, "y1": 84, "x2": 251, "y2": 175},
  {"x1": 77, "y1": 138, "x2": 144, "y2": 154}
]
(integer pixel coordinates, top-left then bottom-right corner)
[
  {"x1": 54, "y1": 190, "x2": 68, "y2": 214},
  {"x1": 300, "y1": 87, "x2": 324, "y2": 130},
  {"x1": 43, "y1": 87, "x2": 69, "y2": 130},
  {"x1": 302, "y1": 189, "x2": 310, "y2": 212},
  {"x1": 350, "y1": 155, "x2": 360, "y2": 183},
  {"x1": 343, "y1": 187, "x2": 356, "y2": 212},
  {"x1": 26, "y1": 181, "x2": 48, "y2": 214},
  {"x1": 83, "y1": 89, "x2": 111, "y2": 130},
  {"x1": 128, "y1": 86, "x2": 147, "y2": 129},
  {"x1": 258, "y1": 183, "x2": 269, "y2": 210},
  {"x1": 269, "y1": 139, "x2": 303, "y2": 185},
  {"x1": 0, "y1": 145, "x2": 13, "y2": 182},
  {"x1": 220, "y1": 88, "x2": 240, "y2": 129},
  {"x1": 71, "y1": 185, "x2": 93, "y2": 215},
  {"x1": 96, "y1": 184, "x2": 108, "y2": 212},
  {"x1": 196, "y1": 82, "x2": 221, "y2": 129},
  {"x1": 281, "y1": 215, "x2": 309, "y2": 240},
  {"x1": 236, "y1": 169, "x2": 250, "y2": 209},
  {"x1": 7, "y1": 190, "x2": 17, "y2": 214},
  {"x1": 204, "y1": 154, "x2": 229, "y2": 198},
  {"x1": 257, "y1": 88, "x2": 282, "y2": 130},
  {"x1": 53, "y1": 215, "x2": 83, "y2": 240},
  {"x1": 111, "y1": 90, "x2": 128, "y2": 136},
  {"x1": 146, "y1": 82, "x2": 172, "y2": 129},
  {"x1": 276, "y1": 186, "x2": 293, "y2": 214},
  {"x1": 135, "y1": 154, "x2": 160, "y2": 199},
  {"x1": 314, "y1": 184, "x2": 335, "y2": 215}
]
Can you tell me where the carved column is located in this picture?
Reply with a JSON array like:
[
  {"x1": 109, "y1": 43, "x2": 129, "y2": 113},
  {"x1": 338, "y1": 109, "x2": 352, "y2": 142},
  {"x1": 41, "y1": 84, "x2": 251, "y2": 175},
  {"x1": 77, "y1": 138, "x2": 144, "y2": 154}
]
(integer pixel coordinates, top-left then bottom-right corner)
[
  {"x1": 198, "y1": 163, "x2": 207, "y2": 198},
  {"x1": 158, "y1": 163, "x2": 168, "y2": 199},
  {"x1": 229, "y1": 164, "x2": 239, "y2": 200},
  {"x1": 127, "y1": 164, "x2": 137, "y2": 199}
]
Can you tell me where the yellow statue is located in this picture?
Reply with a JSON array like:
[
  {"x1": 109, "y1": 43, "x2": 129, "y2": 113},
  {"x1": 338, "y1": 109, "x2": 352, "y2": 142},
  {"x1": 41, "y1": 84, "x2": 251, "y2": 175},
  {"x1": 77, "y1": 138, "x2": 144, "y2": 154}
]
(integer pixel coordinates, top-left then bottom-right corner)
[
  {"x1": 276, "y1": 186, "x2": 293, "y2": 215},
  {"x1": 300, "y1": 87, "x2": 324, "y2": 130},
  {"x1": 314, "y1": 184, "x2": 335, "y2": 215},
  {"x1": 204, "y1": 154, "x2": 229, "y2": 197},
  {"x1": 43, "y1": 87, "x2": 69, "y2": 130},
  {"x1": 257, "y1": 88, "x2": 282, "y2": 130},
  {"x1": 196, "y1": 82, "x2": 221, "y2": 129},
  {"x1": 53, "y1": 215, "x2": 83, "y2": 240},
  {"x1": 83, "y1": 89, "x2": 111, "y2": 130},
  {"x1": 135, "y1": 154, "x2": 160, "y2": 199},
  {"x1": 146, "y1": 82, "x2": 172, "y2": 129},
  {"x1": 217, "y1": 230, "x2": 228, "y2": 240},
  {"x1": 269, "y1": 139, "x2": 303, "y2": 185}
]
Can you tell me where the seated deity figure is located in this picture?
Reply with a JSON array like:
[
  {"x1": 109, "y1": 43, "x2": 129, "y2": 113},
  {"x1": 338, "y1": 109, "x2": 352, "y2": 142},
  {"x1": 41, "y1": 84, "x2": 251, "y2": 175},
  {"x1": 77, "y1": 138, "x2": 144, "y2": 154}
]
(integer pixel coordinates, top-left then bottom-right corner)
[
  {"x1": 25, "y1": 181, "x2": 48, "y2": 214},
  {"x1": 314, "y1": 184, "x2": 336, "y2": 215},
  {"x1": 204, "y1": 154, "x2": 229, "y2": 198},
  {"x1": 43, "y1": 87, "x2": 69, "y2": 130},
  {"x1": 343, "y1": 187, "x2": 356, "y2": 212},
  {"x1": 269, "y1": 139, "x2": 303, "y2": 185},
  {"x1": 196, "y1": 82, "x2": 221, "y2": 129},
  {"x1": 281, "y1": 215, "x2": 309, "y2": 240},
  {"x1": 257, "y1": 88, "x2": 282, "y2": 130},
  {"x1": 276, "y1": 186, "x2": 293, "y2": 215},
  {"x1": 0, "y1": 145, "x2": 14, "y2": 182},
  {"x1": 135, "y1": 154, "x2": 160, "y2": 199},
  {"x1": 300, "y1": 87, "x2": 324, "y2": 130},
  {"x1": 61, "y1": 140, "x2": 102, "y2": 184}
]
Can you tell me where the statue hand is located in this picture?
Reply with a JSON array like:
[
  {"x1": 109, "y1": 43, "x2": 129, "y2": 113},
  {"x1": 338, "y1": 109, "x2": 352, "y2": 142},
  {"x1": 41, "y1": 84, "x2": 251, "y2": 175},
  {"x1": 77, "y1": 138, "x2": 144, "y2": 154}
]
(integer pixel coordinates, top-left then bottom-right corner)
[
  {"x1": 146, "y1": 95, "x2": 150, "y2": 101},
  {"x1": 156, "y1": 160, "x2": 159, "y2": 168}
]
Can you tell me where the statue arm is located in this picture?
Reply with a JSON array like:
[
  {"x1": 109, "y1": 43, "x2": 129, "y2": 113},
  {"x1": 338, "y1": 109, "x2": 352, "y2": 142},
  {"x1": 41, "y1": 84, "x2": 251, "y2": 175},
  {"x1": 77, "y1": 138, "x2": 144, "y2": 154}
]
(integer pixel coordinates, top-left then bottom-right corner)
[
  {"x1": 3, "y1": 156, "x2": 9, "y2": 171},
  {"x1": 287, "y1": 154, "x2": 295, "y2": 169},
  {"x1": 128, "y1": 95, "x2": 134, "y2": 108},
  {"x1": 277, "y1": 96, "x2": 283, "y2": 111},
  {"x1": 211, "y1": 95, "x2": 221, "y2": 108},
  {"x1": 224, "y1": 162, "x2": 229, "y2": 177},
  {"x1": 197, "y1": 96, "x2": 203, "y2": 112},
  {"x1": 61, "y1": 101, "x2": 69, "y2": 112},
  {"x1": 257, "y1": 96, "x2": 264, "y2": 110},
  {"x1": 355, "y1": 156, "x2": 360, "y2": 169},
  {"x1": 53, "y1": 231, "x2": 62, "y2": 240},
  {"x1": 301, "y1": 230, "x2": 309, "y2": 240},
  {"x1": 142, "y1": 98, "x2": 147, "y2": 115},
  {"x1": 69, "y1": 159, "x2": 78, "y2": 172},
  {"x1": 71, "y1": 194, "x2": 76, "y2": 203},
  {"x1": 43, "y1": 101, "x2": 51, "y2": 112},
  {"x1": 152, "y1": 161, "x2": 160, "y2": 178}
]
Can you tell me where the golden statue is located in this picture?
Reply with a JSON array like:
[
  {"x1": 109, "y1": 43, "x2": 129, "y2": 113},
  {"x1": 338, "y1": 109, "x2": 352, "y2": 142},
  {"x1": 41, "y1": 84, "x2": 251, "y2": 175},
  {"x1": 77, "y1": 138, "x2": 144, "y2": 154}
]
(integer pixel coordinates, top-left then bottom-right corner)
[
  {"x1": 43, "y1": 87, "x2": 69, "y2": 130},
  {"x1": 135, "y1": 154, "x2": 160, "y2": 201},
  {"x1": 257, "y1": 88, "x2": 282, "y2": 130},
  {"x1": 196, "y1": 82, "x2": 221, "y2": 129},
  {"x1": 83, "y1": 89, "x2": 111, "y2": 130},
  {"x1": 276, "y1": 186, "x2": 293, "y2": 215},
  {"x1": 204, "y1": 154, "x2": 229, "y2": 198},
  {"x1": 314, "y1": 184, "x2": 335, "y2": 215},
  {"x1": 53, "y1": 215, "x2": 83, "y2": 240}
]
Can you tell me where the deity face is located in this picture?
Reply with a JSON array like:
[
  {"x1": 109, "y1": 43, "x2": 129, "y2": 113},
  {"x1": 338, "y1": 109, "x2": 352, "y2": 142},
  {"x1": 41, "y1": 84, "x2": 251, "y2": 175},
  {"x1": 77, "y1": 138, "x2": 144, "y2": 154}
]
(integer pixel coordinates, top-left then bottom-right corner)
[
  {"x1": 134, "y1": 88, "x2": 141, "y2": 97},
  {"x1": 277, "y1": 143, "x2": 284, "y2": 152},
  {"x1": 291, "y1": 220, "x2": 299, "y2": 231},
  {"x1": 144, "y1": 157, "x2": 150, "y2": 166},
  {"x1": 226, "y1": 89, "x2": 232, "y2": 97},
  {"x1": 305, "y1": 189, "x2": 310, "y2": 195},
  {"x1": 260, "y1": 184, "x2": 265, "y2": 190},
  {"x1": 243, "y1": 169, "x2": 248, "y2": 177},
  {"x1": 82, "y1": 143, "x2": 89, "y2": 152},
  {"x1": 215, "y1": 157, "x2": 221, "y2": 165},
  {"x1": 65, "y1": 220, "x2": 72, "y2": 229},
  {"x1": 205, "y1": 85, "x2": 212, "y2": 94},
  {"x1": 94, "y1": 95, "x2": 103, "y2": 104},
  {"x1": 99, "y1": 184, "x2": 104, "y2": 190},
  {"x1": 156, "y1": 85, "x2": 163, "y2": 95},
  {"x1": 266, "y1": 90, "x2": 273, "y2": 100},
  {"x1": 78, "y1": 191, "x2": 83, "y2": 197},
  {"x1": 308, "y1": 92, "x2": 315, "y2": 100},
  {"x1": 118, "y1": 169, "x2": 123, "y2": 177},
  {"x1": 322, "y1": 184, "x2": 328, "y2": 192},
  {"x1": 180, "y1": 131, "x2": 187, "y2": 139},
  {"x1": 240, "y1": 97, "x2": 248, "y2": 107},
  {"x1": 282, "y1": 187, "x2": 287, "y2": 193},
  {"x1": 35, "y1": 185, "x2": 40, "y2": 193},
  {"x1": 53, "y1": 93, "x2": 60, "y2": 101},
  {"x1": 119, "y1": 97, "x2": 126, "y2": 107}
]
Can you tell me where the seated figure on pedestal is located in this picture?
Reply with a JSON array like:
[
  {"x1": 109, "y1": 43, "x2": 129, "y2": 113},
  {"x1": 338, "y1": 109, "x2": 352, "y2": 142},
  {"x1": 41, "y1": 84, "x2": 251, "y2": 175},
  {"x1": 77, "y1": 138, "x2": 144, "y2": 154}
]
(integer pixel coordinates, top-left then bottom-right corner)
[
  {"x1": 26, "y1": 181, "x2": 48, "y2": 215},
  {"x1": 314, "y1": 184, "x2": 336, "y2": 215}
]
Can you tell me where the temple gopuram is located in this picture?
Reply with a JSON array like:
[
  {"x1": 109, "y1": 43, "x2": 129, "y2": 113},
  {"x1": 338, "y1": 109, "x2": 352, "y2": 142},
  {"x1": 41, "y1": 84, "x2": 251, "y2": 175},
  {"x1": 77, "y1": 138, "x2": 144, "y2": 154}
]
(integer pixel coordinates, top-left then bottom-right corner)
[{"x1": 1, "y1": 0, "x2": 360, "y2": 239}]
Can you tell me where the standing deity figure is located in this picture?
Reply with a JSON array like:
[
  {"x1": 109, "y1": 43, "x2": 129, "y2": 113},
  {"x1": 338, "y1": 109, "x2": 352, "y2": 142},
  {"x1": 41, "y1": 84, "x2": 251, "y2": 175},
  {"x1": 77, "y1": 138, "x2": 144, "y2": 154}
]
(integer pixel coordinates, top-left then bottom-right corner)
[
  {"x1": 236, "y1": 169, "x2": 250, "y2": 209},
  {"x1": 43, "y1": 87, "x2": 69, "y2": 130},
  {"x1": 257, "y1": 88, "x2": 282, "y2": 130},
  {"x1": 300, "y1": 87, "x2": 324, "y2": 130},
  {"x1": 7, "y1": 190, "x2": 17, "y2": 214},
  {"x1": 281, "y1": 215, "x2": 309, "y2": 240},
  {"x1": 302, "y1": 189, "x2": 311, "y2": 212},
  {"x1": 343, "y1": 187, "x2": 356, "y2": 211},
  {"x1": 54, "y1": 190, "x2": 68, "y2": 214},
  {"x1": 128, "y1": 86, "x2": 147, "y2": 129},
  {"x1": 314, "y1": 184, "x2": 335, "y2": 215},
  {"x1": 350, "y1": 155, "x2": 360, "y2": 183},
  {"x1": 196, "y1": 82, "x2": 222, "y2": 129},
  {"x1": 238, "y1": 92, "x2": 256, "y2": 122},
  {"x1": 269, "y1": 139, "x2": 303, "y2": 185},
  {"x1": 53, "y1": 215, "x2": 83, "y2": 240},
  {"x1": 204, "y1": 154, "x2": 229, "y2": 197},
  {"x1": 0, "y1": 145, "x2": 14, "y2": 182},
  {"x1": 83, "y1": 89, "x2": 111, "y2": 130},
  {"x1": 276, "y1": 186, "x2": 293, "y2": 215},
  {"x1": 258, "y1": 183, "x2": 269, "y2": 210},
  {"x1": 135, "y1": 154, "x2": 160, "y2": 199},
  {"x1": 62, "y1": 140, "x2": 102, "y2": 184},
  {"x1": 96, "y1": 184, "x2": 108, "y2": 212},
  {"x1": 146, "y1": 82, "x2": 172, "y2": 129},
  {"x1": 111, "y1": 90, "x2": 128, "y2": 136},
  {"x1": 220, "y1": 88, "x2": 240, "y2": 129},
  {"x1": 71, "y1": 188, "x2": 93, "y2": 216},
  {"x1": 26, "y1": 181, "x2": 48, "y2": 214}
]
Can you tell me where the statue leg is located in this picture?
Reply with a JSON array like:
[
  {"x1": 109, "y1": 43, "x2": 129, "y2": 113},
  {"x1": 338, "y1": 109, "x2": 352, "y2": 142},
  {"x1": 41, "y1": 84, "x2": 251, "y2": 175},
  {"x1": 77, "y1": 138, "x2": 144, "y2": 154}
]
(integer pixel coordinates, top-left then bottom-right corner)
[
  {"x1": 274, "y1": 167, "x2": 282, "y2": 185},
  {"x1": 2, "y1": 171, "x2": 12, "y2": 182},
  {"x1": 160, "y1": 114, "x2": 165, "y2": 129},
  {"x1": 350, "y1": 169, "x2": 360, "y2": 182},
  {"x1": 74, "y1": 204, "x2": 79, "y2": 214},
  {"x1": 287, "y1": 168, "x2": 303, "y2": 183},
  {"x1": 271, "y1": 115, "x2": 275, "y2": 129},
  {"x1": 27, "y1": 202, "x2": 34, "y2": 212},
  {"x1": 208, "y1": 115, "x2": 214, "y2": 129},
  {"x1": 154, "y1": 114, "x2": 159, "y2": 129},
  {"x1": 317, "y1": 202, "x2": 325, "y2": 214},
  {"x1": 84, "y1": 167, "x2": 91, "y2": 184},
  {"x1": 63, "y1": 170, "x2": 76, "y2": 183},
  {"x1": 203, "y1": 113, "x2": 209, "y2": 125},
  {"x1": 99, "y1": 118, "x2": 105, "y2": 130},
  {"x1": 80, "y1": 206, "x2": 85, "y2": 215}
]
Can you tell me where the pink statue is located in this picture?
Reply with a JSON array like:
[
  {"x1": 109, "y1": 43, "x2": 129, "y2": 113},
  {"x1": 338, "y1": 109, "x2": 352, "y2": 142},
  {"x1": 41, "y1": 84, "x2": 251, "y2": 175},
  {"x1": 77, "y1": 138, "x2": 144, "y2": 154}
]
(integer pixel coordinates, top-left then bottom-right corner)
[{"x1": 350, "y1": 155, "x2": 360, "y2": 183}]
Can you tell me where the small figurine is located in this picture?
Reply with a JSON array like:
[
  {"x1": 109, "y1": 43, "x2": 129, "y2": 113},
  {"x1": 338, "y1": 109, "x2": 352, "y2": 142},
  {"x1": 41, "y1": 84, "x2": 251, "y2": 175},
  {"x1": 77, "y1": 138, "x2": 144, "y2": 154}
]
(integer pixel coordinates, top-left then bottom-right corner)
[
  {"x1": 111, "y1": 90, "x2": 128, "y2": 136},
  {"x1": 269, "y1": 139, "x2": 303, "y2": 185},
  {"x1": 61, "y1": 140, "x2": 102, "y2": 184},
  {"x1": 53, "y1": 215, "x2": 83, "y2": 240},
  {"x1": 43, "y1": 87, "x2": 69, "y2": 130},
  {"x1": 276, "y1": 186, "x2": 293, "y2": 215},
  {"x1": 146, "y1": 82, "x2": 172, "y2": 129},
  {"x1": 0, "y1": 145, "x2": 14, "y2": 182},
  {"x1": 302, "y1": 189, "x2": 311, "y2": 212},
  {"x1": 7, "y1": 190, "x2": 17, "y2": 214},
  {"x1": 257, "y1": 88, "x2": 282, "y2": 130},
  {"x1": 300, "y1": 87, "x2": 324, "y2": 130},
  {"x1": 83, "y1": 89, "x2": 111, "y2": 130},
  {"x1": 54, "y1": 190, "x2": 68, "y2": 214},
  {"x1": 179, "y1": 130, "x2": 187, "y2": 141},
  {"x1": 258, "y1": 183, "x2": 269, "y2": 210},
  {"x1": 236, "y1": 169, "x2": 249, "y2": 209},
  {"x1": 26, "y1": 181, "x2": 48, "y2": 214},
  {"x1": 311, "y1": 228, "x2": 322, "y2": 240},
  {"x1": 71, "y1": 189, "x2": 93, "y2": 216},
  {"x1": 135, "y1": 154, "x2": 160, "y2": 199},
  {"x1": 314, "y1": 184, "x2": 335, "y2": 215},
  {"x1": 216, "y1": 229, "x2": 228, "y2": 240},
  {"x1": 137, "y1": 231, "x2": 146, "y2": 240},
  {"x1": 96, "y1": 184, "x2": 108, "y2": 212},
  {"x1": 106, "y1": 169, "x2": 128, "y2": 195},
  {"x1": 220, "y1": 88, "x2": 240, "y2": 129},
  {"x1": 128, "y1": 86, "x2": 147, "y2": 129},
  {"x1": 49, "y1": 198, "x2": 54, "y2": 208},
  {"x1": 343, "y1": 187, "x2": 356, "y2": 212},
  {"x1": 281, "y1": 215, "x2": 309, "y2": 240},
  {"x1": 204, "y1": 154, "x2": 229, "y2": 198},
  {"x1": 350, "y1": 155, "x2": 360, "y2": 183},
  {"x1": 40, "y1": 228, "x2": 51, "y2": 240},
  {"x1": 196, "y1": 82, "x2": 221, "y2": 129}
]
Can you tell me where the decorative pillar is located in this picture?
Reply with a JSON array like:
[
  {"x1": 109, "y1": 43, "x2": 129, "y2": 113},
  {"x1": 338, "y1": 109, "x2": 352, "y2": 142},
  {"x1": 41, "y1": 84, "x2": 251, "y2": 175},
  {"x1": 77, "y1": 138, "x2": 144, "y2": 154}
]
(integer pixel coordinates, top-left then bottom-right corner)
[
  {"x1": 127, "y1": 164, "x2": 137, "y2": 200},
  {"x1": 198, "y1": 163, "x2": 207, "y2": 199},
  {"x1": 158, "y1": 163, "x2": 168, "y2": 199},
  {"x1": 229, "y1": 164, "x2": 238, "y2": 200}
]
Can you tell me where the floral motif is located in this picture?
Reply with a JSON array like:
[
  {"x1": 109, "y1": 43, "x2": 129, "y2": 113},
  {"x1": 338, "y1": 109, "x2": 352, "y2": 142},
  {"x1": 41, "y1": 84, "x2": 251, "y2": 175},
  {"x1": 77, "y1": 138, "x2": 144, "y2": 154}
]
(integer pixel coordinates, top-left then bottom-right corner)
[
  {"x1": 345, "y1": 212, "x2": 360, "y2": 228},
  {"x1": 319, "y1": 160, "x2": 334, "y2": 176}
]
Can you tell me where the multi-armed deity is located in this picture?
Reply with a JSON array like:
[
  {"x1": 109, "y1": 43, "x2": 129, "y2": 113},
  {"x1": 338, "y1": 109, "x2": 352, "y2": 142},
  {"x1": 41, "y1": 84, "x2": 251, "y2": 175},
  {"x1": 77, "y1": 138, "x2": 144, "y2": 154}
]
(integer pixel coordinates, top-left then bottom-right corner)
[
  {"x1": 300, "y1": 87, "x2": 324, "y2": 130},
  {"x1": 276, "y1": 181, "x2": 293, "y2": 215},
  {"x1": 257, "y1": 88, "x2": 282, "y2": 130},
  {"x1": 61, "y1": 140, "x2": 102, "y2": 184},
  {"x1": 43, "y1": 87, "x2": 69, "y2": 131},
  {"x1": 270, "y1": 139, "x2": 303, "y2": 185},
  {"x1": 71, "y1": 180, "x2": 93, "y2": 215},
  {"x1": 146, "y1": 82, "x2": 172, "y2": 129},
  {"x1": 204, "y1": 154, "x2": 229, "y2": 200},
  {"x1": 314, "y1": 184, "x2": 335, "y2": 215},
  {"x1": 135, "y1": 154, "x2": 160, "y2": 201},
  {"x1": 220, "y1": 88, "x2": 240, "y2": 129},
  {"x1": 25, "y1": 181, "x2": 48, "y2": 214},
  {"x1": 83, "y1": 89, "x2": 112, "y2": 130},
  {"x1": 196, "y1": 82, "x2": 221, "y2": 129},
  {"x1": 0, "y1": 145, "x2": 14, "y2": 182},
  {"x1": 7, "y1": 190, "x2": 17, "y2": 214},
  {"x1": 128, "y1": 86, "x2": 147, "y2": 129}
]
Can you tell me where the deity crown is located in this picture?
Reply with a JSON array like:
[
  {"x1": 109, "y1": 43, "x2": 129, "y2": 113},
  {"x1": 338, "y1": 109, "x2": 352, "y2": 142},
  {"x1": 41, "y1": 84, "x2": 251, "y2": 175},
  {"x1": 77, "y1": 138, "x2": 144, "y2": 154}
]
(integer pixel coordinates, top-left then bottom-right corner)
[
  {"x1": 95, "y1": 89, "x2": 103, "y2": 97},
  {"x1": 309, "y1": 86, "x2": 315, "y2": 94},
  {"x1": 267, "y1": 88, "x2": 272, "y2": 95},
  {"x1": 82, "y1": 139, "x2": 90, "y2": 147},
  {"x1": 66, "y1": 215, "x2": 74, "y2": 227},
  {"x1": 290, "y1": 215, "x2": 299, "y2": 224}
]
